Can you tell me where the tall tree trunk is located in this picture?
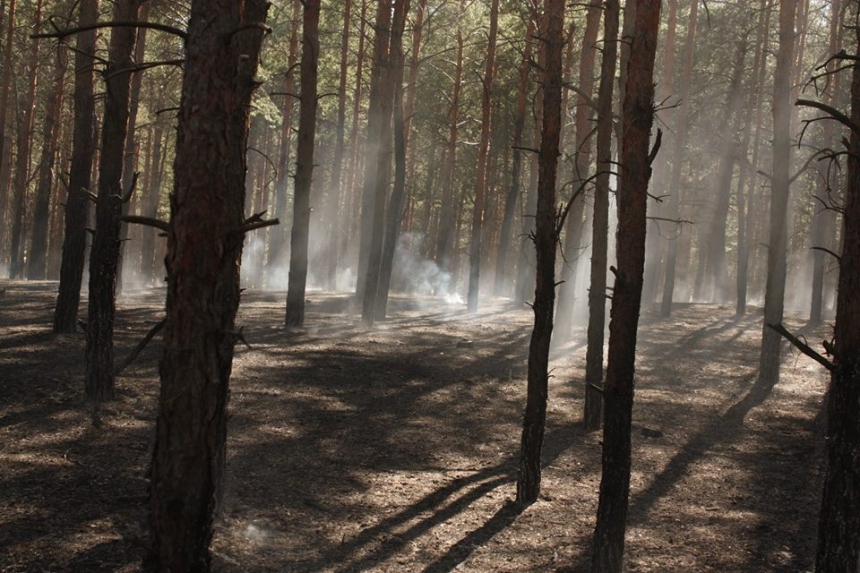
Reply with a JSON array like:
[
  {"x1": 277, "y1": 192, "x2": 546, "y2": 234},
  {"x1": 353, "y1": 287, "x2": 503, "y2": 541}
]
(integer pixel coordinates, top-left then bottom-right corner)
[
  {"x1": 28, "y1": 5, "x2": 66, "y2": 280},
  {"x1": 705, "y1": 38, "x2": 747, "y2": 302},
  {"x1": 0, "y1": 0, "x2": 16, "y2": 265},
  {"x1": 495, "y1": 14, "x2": 534, "y2": 297},
  {"x1": 583, "y1": 0, "x2": 619, "y2": 432},
  {"x1": 138, "y1": 112, "x2": 165, "y2": 285},
  {"x1": 355, "y1": 0, "x2": 393, "y2": 306},
  {"x1": 375, "y1": 0, "x2": 412, "y2": 319},
  {"x1": 116, "y1": 1, "x2": 150, "y2": 293},
  {"x1": 433, "y1": 4, "x2": 464, "y2": 276},
  {"x1": 344, "y1": 0, "x2": 368, "y2": 270},
  {"x1": 265, "y1": 0, "x2": 300, "y2": 275},
  {"x1": 147, "y1": 1, "x2": 269, "y2": 569},
  {"x1": 84, "y1": 0, "x2": 141, "y2": 402},
  {"x1": 361, "y1": 0, "x2": 404, "y2": 325},
  {"x1": 591, "y1": 0, "x2": 660, "y2": 569},
  {"x1": 642, "y1": 0, "x2": 677, "y2": 305},
  {"x1": 324, "y1": 0, "x2": 353, "y2": 291},
  {"x1": 810, "y1": 0, "x2": 842, "y2": 324},
  {"x1": 661, "y1": 0, "x2": 697, "y2": 317},
  {"x1": 516, "y1": 0, "x2": 564, "y2": 506},
  {"x1": 815, "y1": 26, "x2": 860, "y2": 573},
  {"x1": 53, "y1": 0, "x2": 98, "y2": 333},
  {"x1": 759, "y1": 0, "x2": 797, "y2": 385},
  {"x1": 516, "y1": 2, "x2": 543, "y2": 307},
  {"x1": 737, "y1": 0, "x2": 770, "y2": 316},
  {"x1": 8, "y1": 0, "x2": 43, "y2": 278},
  {"x1": 466, "y1": 0, "x2": 500, "y2": 312},
  {"x1": 285, "y1": 0, "x2": 320, "y2": 329},
  {"x1": 555, "y1": 0, "x2": 601, "y2": 340}
]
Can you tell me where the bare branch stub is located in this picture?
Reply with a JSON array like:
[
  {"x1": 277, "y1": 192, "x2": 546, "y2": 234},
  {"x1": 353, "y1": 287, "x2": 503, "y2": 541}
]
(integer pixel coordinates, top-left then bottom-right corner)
[{"x1": 767, "y1": 323, "x2": 834, "y2": 372}]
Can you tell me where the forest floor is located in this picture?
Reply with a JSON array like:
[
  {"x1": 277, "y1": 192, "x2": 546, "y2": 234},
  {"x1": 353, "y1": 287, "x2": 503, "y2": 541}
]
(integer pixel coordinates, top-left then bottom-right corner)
[{"x1": 0, "y1": 280, "x2": 831, "y2": 572}]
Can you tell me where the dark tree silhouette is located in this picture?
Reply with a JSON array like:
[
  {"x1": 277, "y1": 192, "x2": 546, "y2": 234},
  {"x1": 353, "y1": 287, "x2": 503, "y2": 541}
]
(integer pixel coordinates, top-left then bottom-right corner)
[
  {"x1": 285, "y1": 0, "x2": 320, "y2": 329},
  {"x1": 147, "y1": 0, "x2": 270, "y2": 568},
  {"x1": 591, "y1": 0, "x2": 661, "y2": 569},
  {"x1": 516, "y1": 0, "x2": 563, "y2": 507}
]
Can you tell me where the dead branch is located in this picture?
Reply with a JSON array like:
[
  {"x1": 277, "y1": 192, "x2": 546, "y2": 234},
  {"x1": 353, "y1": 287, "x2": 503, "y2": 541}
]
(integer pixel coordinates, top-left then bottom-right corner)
[
  {"x1": 32, "y1": 20, "x2": 188, "y2": 41},
  {"x1": 233, "y1": 218, "x2": 280, "y2": 236},
  {"x1": 811, "y1": 245, "x2": 842, "y2": 261},
  {"x1": 121, "y1": 171, "x2": 140, "y2": 203},
  {"x1": 648, "y1": 128, "x2": 663, "y2": 166},
  {"x1": 796, "y1": 98, "x2": 860, "y2": 138},
  {"x1": 767, "y1": 323, "x2": 834, "y2": 372},
  {"x1": 121, "y1": 215, "x2": 171, "y2": 233},
  {"x1": 114, "y1": 319, "x2": 165, "y2": 376}
]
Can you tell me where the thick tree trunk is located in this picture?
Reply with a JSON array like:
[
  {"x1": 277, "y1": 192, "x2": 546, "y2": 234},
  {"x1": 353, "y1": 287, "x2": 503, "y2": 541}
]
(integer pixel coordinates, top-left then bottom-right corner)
[
  {"x1": 591, "y1": 0, "x2": 660, "y2": 570},
  {"x1": 84, "y1": 0, "x2": 141, "y2": 402},
  {"x1": 8, "y1": 0, "x2": 43, "y2": 278},
  {"x1": 28, "y1": 10, "x2": 66, "y2": 280},
  {"x1": 53, "y1": 0, "x2": 98, "y2": 333},
  {"x1": 494, "y1": 15, "x2": 534, "y2": 297},
  {"x1": 285, "y1": 0, "x2": 320, "y2": 329},
  {"x1": 466, "y1": 0, "x2": 500, "y2": 312},
  {"x1": 759, "y1": 0, "x2": 797, "y2": 385},
  {"x1": 516, "y1": 0, "x2": 564, "y2": 507},
  {"x1": 147, "y1": 1, "x2": 269, "y2": 569},
  {"x1": 816, "y1": 27, "x2": 860, "y2": 573},
  {"x1": 583, "y1": 0, "x2": 619, "y2": 432}
]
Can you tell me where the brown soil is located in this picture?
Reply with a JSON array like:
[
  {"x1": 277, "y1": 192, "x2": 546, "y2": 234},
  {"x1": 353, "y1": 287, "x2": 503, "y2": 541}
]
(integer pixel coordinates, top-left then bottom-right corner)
[{"x1": 0, "y1": 280, "x2": 829, "y2": 572}]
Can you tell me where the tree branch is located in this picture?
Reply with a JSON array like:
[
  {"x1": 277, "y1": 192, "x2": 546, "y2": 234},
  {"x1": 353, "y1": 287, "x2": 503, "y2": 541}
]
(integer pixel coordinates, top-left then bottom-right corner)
[
  {"x1": 33, "y1": 20, "x2": 187, "y2": 41},
  {"x1": 796, "y1": 98, "x2": 860, "y2": 138},
  {"x1": 767, "y1": 323, "x2": 834, "y2": 372},
  {"x1": 114, "y1": 319, "x2": 165, "y2": 376},
  {"x1": 121, "y1": 215, "x2": 170, "y2": 233}
]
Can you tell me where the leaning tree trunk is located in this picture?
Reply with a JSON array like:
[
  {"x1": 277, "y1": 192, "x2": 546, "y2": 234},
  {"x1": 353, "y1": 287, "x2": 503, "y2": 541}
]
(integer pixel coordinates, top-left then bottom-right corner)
[
  {"x1": 84, "y1": 0, "x2": 140, "y2": 402},
  {"x1": 147, "y1": 1, "x2": 269, "y2": 570},
  {"x1": 815, "y1": 26, "x2": 860, "y2": 572},
  {"x1": 591, "y1": 0, "x2": 660, "y2": 570},
  {"x1": 53, "y1": 0, "x2": 98, "y2": 333},
  {"x1": 759, "y1": 0, "x2": 797, "y2": 385},
  {"x1": 285, "y1": 0, "x2": 320, "y2": 329},
  {"x1": 583, "y1": 0, "x2": 619, "y2": 432},
  {"x1": 466, "y1": 0, "x2": 500, "y2": 312},
  {"x1": 516, "y1": 0, "x2": 564, "y2": 507}
]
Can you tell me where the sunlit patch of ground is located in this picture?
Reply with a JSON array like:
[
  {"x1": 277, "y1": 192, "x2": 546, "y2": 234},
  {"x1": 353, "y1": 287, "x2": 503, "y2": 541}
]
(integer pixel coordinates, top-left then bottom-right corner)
[{"x1": 0, "y1": 280, "x2": 829, "y2": 571}]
